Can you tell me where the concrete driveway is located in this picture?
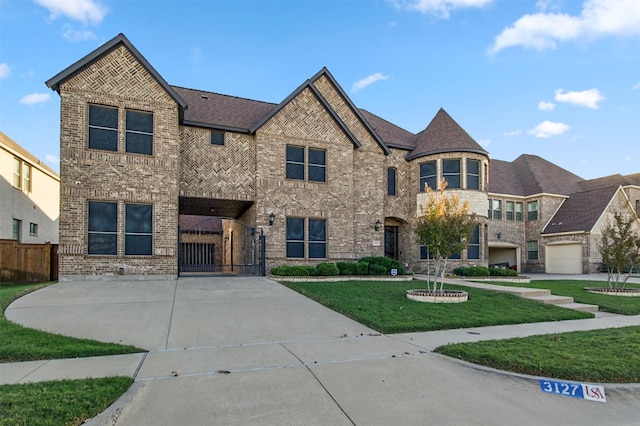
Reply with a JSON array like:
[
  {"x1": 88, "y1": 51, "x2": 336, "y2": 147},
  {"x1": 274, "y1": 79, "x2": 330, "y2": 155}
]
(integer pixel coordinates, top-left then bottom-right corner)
[{"x1": 6, "y1": 276, "x2": 640, "y2": 425}]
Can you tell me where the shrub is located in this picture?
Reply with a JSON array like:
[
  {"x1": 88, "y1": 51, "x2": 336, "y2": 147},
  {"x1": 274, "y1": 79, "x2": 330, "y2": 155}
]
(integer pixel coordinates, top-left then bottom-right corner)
[
  {"x1": 337, "y1": 261, "x2": 358, "y2": 275},
  {"x1": 489, "y1": 267, "x2": 518, "y2": 276},
  {"x1": 269, "y1": 265, "x2": 315, "y2": 276},
  {"x1": 453, "y1": 266, "x2": 490, "y2": 277},
  {"x1": 355, "y1": 261, "x2": 370, "y2": 275},
  {"x1": 368, "y1": 263, "x2": 388, "y2": 276},
  {"x1": 358, "y1": 256, "x2": 406, "y2": 275},
  {"x1": 314, "y1": 262, "x2": 340, "y2": 276}
]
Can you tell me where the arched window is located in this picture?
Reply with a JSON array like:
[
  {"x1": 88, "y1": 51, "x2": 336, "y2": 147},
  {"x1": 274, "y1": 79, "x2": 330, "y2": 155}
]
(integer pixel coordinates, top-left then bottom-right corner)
[{"x1": 387, "y1": 167, "x2": 397, "y2": 196}]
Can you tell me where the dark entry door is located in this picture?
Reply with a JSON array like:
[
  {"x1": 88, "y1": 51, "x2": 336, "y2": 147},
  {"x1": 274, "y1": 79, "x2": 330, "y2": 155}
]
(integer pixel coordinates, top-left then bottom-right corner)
[{"x1": 384, "y1": 226, "x2": 398, "y2": 259}]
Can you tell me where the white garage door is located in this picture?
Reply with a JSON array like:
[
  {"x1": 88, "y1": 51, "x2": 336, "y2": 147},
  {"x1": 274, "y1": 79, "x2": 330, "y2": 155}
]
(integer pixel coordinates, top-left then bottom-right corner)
[{"x1": 545, "y1": 244, "x2": 582, "y2": 274}]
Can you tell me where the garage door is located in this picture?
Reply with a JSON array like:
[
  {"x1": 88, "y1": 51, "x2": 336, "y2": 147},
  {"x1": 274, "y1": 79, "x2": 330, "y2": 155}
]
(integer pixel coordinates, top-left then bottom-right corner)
[{"x1": 545, "y1": 244, "x2": 582, "y2": 274}]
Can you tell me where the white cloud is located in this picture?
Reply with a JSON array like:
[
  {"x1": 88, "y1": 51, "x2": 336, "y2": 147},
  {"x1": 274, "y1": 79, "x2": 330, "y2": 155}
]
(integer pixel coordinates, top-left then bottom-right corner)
[
  {"x1": 45, "y1": 154, "x2": 60, "y2": 165},
  {"x1": 63, "y1": 27, "x2": 97, "y2": 42},
  {"x1": 528, "y1": 120, "x2": 570, "y2": 138},
  {"x1": 538, "y1": 101, "x2": 556, "y2": 111},
  {"x1": 0, "y1": 63, "x2": 9, "y2": 79},
  {"x1": 351, "y1": 73, "x2": 390, "y2": 93},
  {"x1": 19, "y1": 93, "x2": 51, "y2": 105},
  {"x1": 388, "y1": 0, "x2": 492, "y2": 18},
  {"x1": 35, "y1": 0, "x2": 107, "y2": 25},
  {"x1": 489, "y1": 0, "x2": 640, "y2": 54},
  {"x1": 503, "y1": 129, "x2": 522, "y2": 137},
  {"x1": 554, "y1": 88, "x2": 605, "y2": 109},
  {"x1": 632, "y1": 82, "x2": 640, "y2": 90}
]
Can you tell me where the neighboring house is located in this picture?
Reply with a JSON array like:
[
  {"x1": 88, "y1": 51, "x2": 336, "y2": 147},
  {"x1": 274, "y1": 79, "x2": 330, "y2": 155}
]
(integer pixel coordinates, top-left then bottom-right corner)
[
  {"x1": 45, "y1": 33, "x2": 639, "y2": 279},
  {"x1": 0, "y1": 131, "x2": 60, "y2": 244}
]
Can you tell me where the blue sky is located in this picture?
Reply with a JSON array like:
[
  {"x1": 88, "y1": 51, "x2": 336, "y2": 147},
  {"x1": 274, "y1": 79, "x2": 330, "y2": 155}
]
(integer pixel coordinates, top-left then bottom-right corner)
[{"x1": 1, "y1": 0, "x2": 638, "y2": 179}]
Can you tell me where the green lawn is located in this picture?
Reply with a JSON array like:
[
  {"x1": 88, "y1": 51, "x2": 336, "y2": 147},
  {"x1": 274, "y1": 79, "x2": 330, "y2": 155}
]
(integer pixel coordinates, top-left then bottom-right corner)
[
  {"x1": 281, "y1": 280, "x2": 592, "y2": 333},
  {"x1": 0, "y1": 377, "x2": 133, "y2": 426},
  {"x1": 491, "y1": 280, "x2": 640, "y2": 315},
  {"x1": 435, "y1": 326, "x2": 640, "y2": 383},
  {"x1": 1, "y1": 283, "x2": 144, "y2": 362}
]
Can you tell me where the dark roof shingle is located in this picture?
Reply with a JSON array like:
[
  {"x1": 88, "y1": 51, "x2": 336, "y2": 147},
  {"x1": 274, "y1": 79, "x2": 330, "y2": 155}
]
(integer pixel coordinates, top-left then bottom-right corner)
[{"x1": 542, "y1": 186, "x2": 618, "y2": 234}]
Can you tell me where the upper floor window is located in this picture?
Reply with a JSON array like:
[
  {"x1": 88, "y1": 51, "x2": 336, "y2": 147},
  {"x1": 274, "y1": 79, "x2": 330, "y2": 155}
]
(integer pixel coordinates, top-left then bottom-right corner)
[
  {"x1": 505, "y1": 201, "x2": 514, "y2": 220},
  {"x1": 89, "y1": 104, "x2": 154, "y2": 155},
  {"x1": 89, "y1": 105, "x2": 118, "y2": 151},
  {"x1": 12, "y1": 158, "x2": 32, "y2": 192},
  {"x1": 211, "y1": 130, "x2": 225, "y2": 146},
  {"x1": 387, "y1": 168, "x2": 397, "y2": 196},
  {"x1": 489, "y1": 199, "x2": 501, "y2": 220},
  {"x1": 467, "y1": 159, "x2": 479, "y2": 190},
  {"x1": 29, "y1": 223, "x2": 38, "y2": 236},
  {"x1": 286, "y1": 146, "x2": 326, "y2": 183},
  {"x1": 442, "y1": 159, "x2": 461, "y2": 189},
  {"x1": 527, "y1": 200, "x2": 539, "y2": 221},
  {"x1": 515, "y1": 202, "x2": 523, "y2": 221},
  {"x1": 419, "y1": 161, "x2": 436, "y2": 192},
  {"x1": 125, "y1": 110, "x2": 154, "y2": 155}
]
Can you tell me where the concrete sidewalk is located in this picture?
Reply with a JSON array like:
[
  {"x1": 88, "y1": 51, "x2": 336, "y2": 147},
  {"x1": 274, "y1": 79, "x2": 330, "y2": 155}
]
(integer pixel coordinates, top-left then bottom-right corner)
[{"x1": 3, "y1": 276, "x2": 640, "y2": 425}]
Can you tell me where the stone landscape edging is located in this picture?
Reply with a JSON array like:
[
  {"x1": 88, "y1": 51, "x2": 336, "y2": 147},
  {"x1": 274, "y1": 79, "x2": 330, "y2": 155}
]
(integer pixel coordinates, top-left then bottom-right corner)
[{"x1": 267, "y1": 274, "x2": 414, "y2": 283}]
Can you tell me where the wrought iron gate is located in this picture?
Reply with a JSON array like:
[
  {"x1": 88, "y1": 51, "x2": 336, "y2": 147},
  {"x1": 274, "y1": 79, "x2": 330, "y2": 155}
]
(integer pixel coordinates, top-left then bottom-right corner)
[{"x1": 178, "y1": 217, "x2": 265, "y2": 277}]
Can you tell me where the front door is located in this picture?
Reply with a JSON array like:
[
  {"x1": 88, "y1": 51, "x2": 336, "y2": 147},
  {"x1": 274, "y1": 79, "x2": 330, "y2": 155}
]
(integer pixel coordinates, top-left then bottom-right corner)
[{"x1": 384, "y1": 226, "x2": 398, "y2": 259}]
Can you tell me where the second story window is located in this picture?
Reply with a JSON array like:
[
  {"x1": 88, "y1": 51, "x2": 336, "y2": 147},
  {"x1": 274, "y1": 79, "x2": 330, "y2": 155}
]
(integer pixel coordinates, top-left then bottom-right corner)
[
  {"x1": 387, "y1": 168, "x2": 397, "y2": 196},
  {"x1": 89, "y1": 104, "x2": 118, "y2": 151},
  {"x1": 286, "y1": 146, "x2": 326, "y2": 183},
  {"x1": 419, "y1": 161, "x2": 436, "y2": 192},
  {"x1": 12, "y1": 158, "x2": 32, "y2": 192},
  {"x1": 527, "y1": 200, "x2": 539, "y2": 221},
  {"x1": 467, "y1": 159, "x2": 479, "y2": 190},
  {"x1": 515, "y1": 202, "x2": 523, "y2": 221},
  {"x1": 490, "y1": 199, "x2": 502, "y2": 220},
  {"x1": 125, "y1": 110, "x2": 154, "y2": 155},
  {"x1": 442, "y1": 159, "x2": 461, "y2": 189},
  {"x1": 210, "y1": 130, "x2": 225, "y2": 146},
  {"x1": 506, "y1": 201, "x2": 514, "y2": 220}
]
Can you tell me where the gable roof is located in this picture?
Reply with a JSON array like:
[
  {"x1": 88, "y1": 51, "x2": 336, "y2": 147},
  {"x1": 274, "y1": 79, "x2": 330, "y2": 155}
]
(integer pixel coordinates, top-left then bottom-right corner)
[
  {"x1": 406, "y1": 108, "x2": 488, "y2": 161},
  {"x1": 578, "y1": 173, "x2": 640, "y2": 191},
  {"x1": 488, "y1": 159, "x2": 524, "y2": 195},
  {"x1": 45, "y1": 33, "x2": 187, "y2": 110},
  {"x1": 542, "y1": 186, "x2": 619, "y2": 234},
  {"x1": 359, "y1": 109, "x2": 415, "y2": 150}
]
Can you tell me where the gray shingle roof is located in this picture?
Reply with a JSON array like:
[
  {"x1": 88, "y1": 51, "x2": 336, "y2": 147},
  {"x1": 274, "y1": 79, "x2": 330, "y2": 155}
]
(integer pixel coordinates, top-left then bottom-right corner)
[
  {"x1": 488, "y1": 159, "x2": 524, "y2": 195},
  {"x1": 173, "y1": 86, "x2": 276, "y2": 132},
  {"x1": 542, "y1": 186, "x2": 618, "y2": 234},
  {"x1": 406, "y1": 108, "x2": 488, "y2": 161},
  {"x1": 359, "y1": 109, "x2": 415, "y2": 150}
]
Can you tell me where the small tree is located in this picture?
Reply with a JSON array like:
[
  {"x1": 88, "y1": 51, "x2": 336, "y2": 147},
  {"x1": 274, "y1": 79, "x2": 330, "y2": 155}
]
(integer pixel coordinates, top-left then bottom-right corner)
[
  {"x1": 414, "y1": 178, "x2": 477, "y2": 293},
  {"x1": 599, "y1": 210, "x2": 640, "y2": 290}
]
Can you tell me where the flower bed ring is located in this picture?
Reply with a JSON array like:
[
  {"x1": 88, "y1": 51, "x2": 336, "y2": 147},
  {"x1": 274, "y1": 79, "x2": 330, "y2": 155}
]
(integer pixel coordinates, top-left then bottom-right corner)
[
  {"x1": 406, "y1": 289, "x2": 468, "y2": 303},
  {"x1": 584, "y1": 287, "x2": 640, "y2": 297}
]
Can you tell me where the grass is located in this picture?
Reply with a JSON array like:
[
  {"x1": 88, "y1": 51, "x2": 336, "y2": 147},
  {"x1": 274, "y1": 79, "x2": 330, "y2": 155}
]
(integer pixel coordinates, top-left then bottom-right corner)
[
  {"x1": 280, "y1": 280, "x2": 592, "y2": 333},
  {"x1": 1, "y1": 283, "x2": 145, "y2": 362},
  {"x1": 0, "y1": 377, "x2": 133, "y2": 426},
  {"x1": 490, "y1": 280, "x2": 640, "y2": 315},
  {"x1": 435, "y1": 326, "x2": 640, "y2": 383}
]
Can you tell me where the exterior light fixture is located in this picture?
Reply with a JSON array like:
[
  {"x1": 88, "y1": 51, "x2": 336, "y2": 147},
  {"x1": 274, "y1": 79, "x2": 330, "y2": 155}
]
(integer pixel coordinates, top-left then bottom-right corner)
[
  {"x1": 269, "y1": 212, "x2": 275, "y2": 226},
  {"x1": 374, "y1": 219, "x2": 382, "y2": 231}
]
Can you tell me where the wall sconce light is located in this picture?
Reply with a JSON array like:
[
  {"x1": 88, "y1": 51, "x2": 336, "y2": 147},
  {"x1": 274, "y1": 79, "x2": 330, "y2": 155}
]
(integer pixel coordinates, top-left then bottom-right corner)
[
  {"x1": 496, "y1": 232, "x2": 502, "y2": 240},
  {"x1": 269, "y1": 212, "x2": 275, "y2": 226},
  {"x1": 374, "y1": 219, "x2": 382, "y2": 231}
]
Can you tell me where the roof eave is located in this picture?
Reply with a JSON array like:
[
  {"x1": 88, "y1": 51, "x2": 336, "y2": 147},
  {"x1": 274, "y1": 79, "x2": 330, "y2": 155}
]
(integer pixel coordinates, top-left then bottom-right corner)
[
  {"x1": 45, "y1": 33, "x2": 188, "y2": 111},
  {"x1": 406, "y1": 147, "x2": 489, "y2": 162}
]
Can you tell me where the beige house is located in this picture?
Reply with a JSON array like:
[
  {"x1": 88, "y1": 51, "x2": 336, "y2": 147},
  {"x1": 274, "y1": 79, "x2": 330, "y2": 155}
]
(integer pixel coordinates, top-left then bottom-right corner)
[
  {"x1": 0, "y1": 131, "x2": 60, "y2": 244},
  {"x1": 45, "y1": 34, "x2": 639, "y2": 279}
]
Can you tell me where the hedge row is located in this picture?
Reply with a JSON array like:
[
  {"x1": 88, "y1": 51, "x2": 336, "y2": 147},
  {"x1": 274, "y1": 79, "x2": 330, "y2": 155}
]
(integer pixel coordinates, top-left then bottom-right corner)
[
  {"x1": 270, "y1": 256, "x2": 408, "y2": 277},
  {"x1": 453, "y1": 266, "x2": 518, "y2": 277}
]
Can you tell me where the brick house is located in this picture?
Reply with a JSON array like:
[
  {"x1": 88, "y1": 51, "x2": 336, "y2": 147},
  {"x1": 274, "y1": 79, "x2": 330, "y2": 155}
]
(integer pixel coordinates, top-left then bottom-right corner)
[{"x1": 46, "y1": 34, "x2": 639, "y2": 279}]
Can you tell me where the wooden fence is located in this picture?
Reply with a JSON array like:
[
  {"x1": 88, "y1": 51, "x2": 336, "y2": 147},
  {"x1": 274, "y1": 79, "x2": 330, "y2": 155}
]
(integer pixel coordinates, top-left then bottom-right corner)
[{"x1": 0, "y1": 239, "x2": 58, "y2": 283}]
